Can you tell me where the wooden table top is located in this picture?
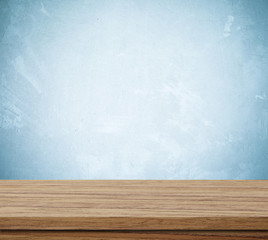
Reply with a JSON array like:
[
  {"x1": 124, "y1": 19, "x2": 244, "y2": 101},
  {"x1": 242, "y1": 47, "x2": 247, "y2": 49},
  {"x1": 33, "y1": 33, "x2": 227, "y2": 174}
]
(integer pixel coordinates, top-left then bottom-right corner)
[{"x1": 0, "y1": 180, "x2": 267, "y2": 230}]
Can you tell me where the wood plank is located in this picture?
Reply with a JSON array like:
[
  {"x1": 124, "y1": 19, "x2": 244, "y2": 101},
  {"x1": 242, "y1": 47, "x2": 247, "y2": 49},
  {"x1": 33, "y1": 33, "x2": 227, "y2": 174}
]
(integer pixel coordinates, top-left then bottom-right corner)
[
  {"x1": 0, "y1": 180, "x2": 267, "y2": 230},
  {"x1": 0, "y1": 230, "x2": 268, "y2": 240}
]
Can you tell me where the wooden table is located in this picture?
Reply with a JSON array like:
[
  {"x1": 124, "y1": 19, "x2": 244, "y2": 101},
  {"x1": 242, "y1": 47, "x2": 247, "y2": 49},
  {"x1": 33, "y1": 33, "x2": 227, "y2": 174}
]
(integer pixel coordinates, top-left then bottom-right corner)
[{"x1": 0, "y1": 180, "x2": 267, "y2": 239}]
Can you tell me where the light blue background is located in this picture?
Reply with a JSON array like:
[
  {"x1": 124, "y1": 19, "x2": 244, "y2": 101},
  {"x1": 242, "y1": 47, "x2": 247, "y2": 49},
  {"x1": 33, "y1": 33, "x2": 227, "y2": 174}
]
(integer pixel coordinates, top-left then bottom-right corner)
[{"x1": 0, "y1": 0, "x2": 268, "y2": 179}]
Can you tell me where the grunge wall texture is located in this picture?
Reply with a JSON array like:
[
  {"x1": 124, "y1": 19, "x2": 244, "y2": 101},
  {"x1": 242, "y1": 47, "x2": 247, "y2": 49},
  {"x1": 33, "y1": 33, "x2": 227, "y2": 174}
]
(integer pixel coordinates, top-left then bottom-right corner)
[{"x1": 0, "y1": 0, "x2": 268, "y2": 179}]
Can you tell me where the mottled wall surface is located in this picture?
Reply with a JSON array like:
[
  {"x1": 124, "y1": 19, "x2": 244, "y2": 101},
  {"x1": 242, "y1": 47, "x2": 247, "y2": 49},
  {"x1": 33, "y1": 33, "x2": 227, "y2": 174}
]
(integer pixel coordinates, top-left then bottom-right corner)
[{"x1": 0, "y1": 0, "x2": 268, "y2": 179}]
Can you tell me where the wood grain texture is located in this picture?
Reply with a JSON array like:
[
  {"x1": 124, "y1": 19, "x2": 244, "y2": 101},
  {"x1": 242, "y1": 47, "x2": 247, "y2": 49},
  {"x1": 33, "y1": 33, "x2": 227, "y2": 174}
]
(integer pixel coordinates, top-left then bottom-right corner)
[
  {"x1": 0, "y1": 180, "x2": 267, "y2": 230},
  {"x1": 0, "y1": 231, "x2": 268, "y2": 240}
]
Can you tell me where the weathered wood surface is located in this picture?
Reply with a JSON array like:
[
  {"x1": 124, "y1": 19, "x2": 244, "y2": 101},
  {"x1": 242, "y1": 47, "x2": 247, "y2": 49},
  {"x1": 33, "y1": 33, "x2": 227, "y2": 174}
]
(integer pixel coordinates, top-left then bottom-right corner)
[{"x1": 0, "y1": 180, "x2": 267, "y2": 230}]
